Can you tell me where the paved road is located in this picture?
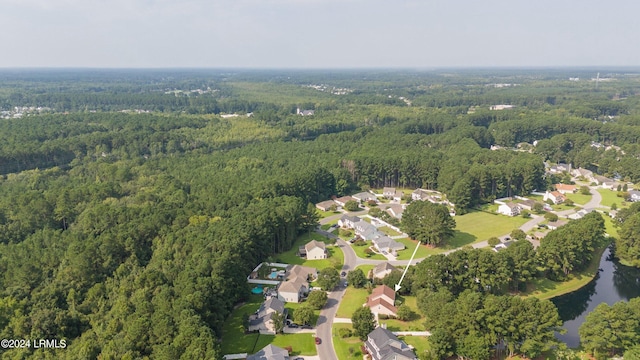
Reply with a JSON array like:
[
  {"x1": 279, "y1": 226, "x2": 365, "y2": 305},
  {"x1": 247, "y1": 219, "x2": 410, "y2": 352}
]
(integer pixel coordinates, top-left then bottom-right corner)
[{"x1": 314, "y1": 233, "x2": 356, "y2": 360}]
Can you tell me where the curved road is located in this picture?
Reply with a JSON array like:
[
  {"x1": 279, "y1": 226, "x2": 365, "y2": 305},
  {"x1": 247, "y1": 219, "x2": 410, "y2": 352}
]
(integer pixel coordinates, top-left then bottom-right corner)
[{"x1": 313, "y1": 187, "x2": 604, "y2": 358}]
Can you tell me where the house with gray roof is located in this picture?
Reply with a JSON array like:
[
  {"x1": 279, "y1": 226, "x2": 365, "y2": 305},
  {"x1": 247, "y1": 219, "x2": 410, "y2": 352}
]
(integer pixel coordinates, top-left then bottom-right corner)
[
  {"x1": 246, "y1": 344, "x2": 289, "y2": 360},
  {"x1": 248, "y1": 298, "x2": 286, "y2": 334},
  {"x1": 365, "y1": 327, "x2": 417, "y2": 360},
  {"x1": 372, "y1": 262, "x2": 397, "y2": 279},
  {"x1": 629, "y1": 190, "x2": 640, "y2": 202},
  {"x1": 353, "y1": 192, "x2": 377, "y2": 203},
  {"x1": 338, "y1": 214, "x2": 360, "y2": 229},
  {"x1": 372, "y1": 236, "x2": 405, "y2": 253},
  {"x1": 383, "y1": 187, "x2": 396, "y2": 199}
]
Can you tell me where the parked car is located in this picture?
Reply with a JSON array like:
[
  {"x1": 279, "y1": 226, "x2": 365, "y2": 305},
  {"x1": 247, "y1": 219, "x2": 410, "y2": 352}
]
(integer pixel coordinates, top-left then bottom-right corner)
[
  {"x1": 340, "y1": 271, "x2": 346, "y2": 277},
  {"x1": 315, "y1": 337, "x2": 321, "y2": 345},
  {"x1": 301, "y1": 324, "x2": 312, "y2": 329},
  {"x1": 288, "y1": 323, "x2": 299, "y2": 328}
]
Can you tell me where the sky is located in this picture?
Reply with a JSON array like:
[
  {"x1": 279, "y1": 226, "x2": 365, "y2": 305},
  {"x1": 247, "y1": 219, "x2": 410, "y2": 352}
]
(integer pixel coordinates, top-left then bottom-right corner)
[{"x1": 1, "y1": 0, "x2": 639, "y2": 68}]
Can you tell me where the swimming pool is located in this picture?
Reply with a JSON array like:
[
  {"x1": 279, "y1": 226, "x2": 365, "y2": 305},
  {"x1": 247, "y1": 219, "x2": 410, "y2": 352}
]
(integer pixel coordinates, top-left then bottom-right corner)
[
  {"x1": 251, "y1": 285, "x2": 263, "y2": 294},
  {"x1": 268, "y1": 271, "x2": 278, "y2": 279}
]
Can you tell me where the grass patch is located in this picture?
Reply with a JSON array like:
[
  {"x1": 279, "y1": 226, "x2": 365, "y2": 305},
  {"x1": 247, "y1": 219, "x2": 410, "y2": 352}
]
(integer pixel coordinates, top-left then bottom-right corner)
[
  {"x1": 379, "y1": 226, "x2": 402, "y2": 236},
  {"x1": 603, "y1": 214, "x2": 619, "y2": 238},
  {"x1": 333, "y1": 324, "x2": 364, "y2": 360},
  {"x1": 351, "y1": 243, "x2": 386, "y2": 260},
  {"x1": 597, "y1": 189, "x2": 626, "y2": 208},
  {"x1": 565, "y1": 192, "x2": 592, "y2": 205},
  {"x1": 316, "y1": 209, "x2": 341, "y2": 219},
  {"x1": 454, "y1": 210, "x2": 529, "y2": 241},
  {"x1": 523, "y1": 245, "x2": 609, "y2": 300},
  {"x1": 221, "y1": 295, "x2": 264, "y2": 354},
  {"x1": 285, "y1": 302, "x2": 320, "y2": 326},
  {"x1": 274, "y1": 233, "x2": 344, "y2": 270},
  {"x1": 356, "y1": 265, "x2": 375, "y2": 278},
  {"x1": 395, "y1": 238, "x2": 444, "y2": 260},
  {"x1": 379, "y1": 296, "x2": 425, "y2": 332},
  {"x1": 400, "y1": 335, "x2": 431, "y2": 357},
  {"x1": 336, "y1": 287, "x2": 369, "y2": 318},
  {"x1": 271, "y1": 334, "x2": 317, "y2": 355}
]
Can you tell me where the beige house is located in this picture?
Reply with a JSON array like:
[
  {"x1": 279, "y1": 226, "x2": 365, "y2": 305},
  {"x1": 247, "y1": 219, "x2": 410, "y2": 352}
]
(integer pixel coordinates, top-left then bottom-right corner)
[
  {"x1": 247, "y1": 297, "x2": 286, "y2": 334},
  {"x1": 304, "y1": 240, "x2": 326, "y2": 260},
  {"x1": 315, "y1": 200, "x2": 336, "y2": 211},
  {"x1": 498, "y1": 202, "x2": 521, "y2": 216},
  {"x1": 544, "y1": 191, "x2": 566, "y2": 204},
  {"x1": 372, "y1": 262, "x2": 397, "y2": 279},
  {"x1": 277, "y1": 277, "x2": 307, "y2": 303}
]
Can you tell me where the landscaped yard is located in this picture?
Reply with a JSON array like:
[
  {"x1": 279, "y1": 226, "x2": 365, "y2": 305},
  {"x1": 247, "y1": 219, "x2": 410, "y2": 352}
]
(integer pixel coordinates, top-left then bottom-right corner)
[
  {"x1": 453, "y1": 210, "x2": 529, "y2": 242},
  {"x1": 565, "y1": 192, "x2": 592, "y2": 205},
  {"x1": 356, "y1": 264, "x2": 375, "y2": 278},
  {"x1": 597, "y1": 188, "x2": 626, "y2": 208},
  {"x1": 274, "y1": 233, "x2": 344, "y2": 270},
  {"x1": 316, "y1": 209, "x2": 341, "y2": 219},
  {"x1": 285, "y1": 301, "x2": 320, "y2": 326},
  {"x1": 351, "y1": 243, "x2": 386, "y2": 260},
  {"x1": 399, "y1": 336, "x2": 431, "y2": 358},
  {"x1": 336, "y1": 287, "x2": 369, "y2": 318},
  {"x1": 395, "y1": 238, "x2": 443, "y2": 260},
  {"x1": 379, "y1": 296, "x2": 425, "y2": 331},
  {"x1": 333, "y1": 324, "x2": 365, "y2": 360}
]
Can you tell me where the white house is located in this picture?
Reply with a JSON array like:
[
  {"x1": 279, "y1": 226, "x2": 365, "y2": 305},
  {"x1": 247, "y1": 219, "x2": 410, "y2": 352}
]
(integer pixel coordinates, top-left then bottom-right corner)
[
  {"x1": 383, "y1": 187, "x2": 396, "y2": 199},
  {"x1": 498, "y1": 202, "x2": 521, "y2": 216},
  {"x1": 544, "y1": 191, "x2": 566, "y2": 204},
  {"x1": 352, "y1": 192, "x2": 377, "y2": 203},
  {"x1": 629, "y1": 190, "x2": 640, "y2": 202},
  {"x1": 386, "y1": 204, "x2": 404, "y2": 219},
  {"x1": 304, "y1": 240, "x2": 326, "y2": 260},
  {"x1": 338, "y1": 215, "x2": 360, "y2": 229}
]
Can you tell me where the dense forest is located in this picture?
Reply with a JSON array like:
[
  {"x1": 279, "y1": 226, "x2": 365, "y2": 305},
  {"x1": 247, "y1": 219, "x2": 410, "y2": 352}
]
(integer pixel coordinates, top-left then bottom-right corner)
[{"x1": 0, "y1": 69, "x2": 640, "y2": 359}]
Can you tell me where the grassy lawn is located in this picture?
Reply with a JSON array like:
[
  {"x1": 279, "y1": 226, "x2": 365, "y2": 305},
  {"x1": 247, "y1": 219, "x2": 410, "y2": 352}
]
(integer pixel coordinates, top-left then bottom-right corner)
[
  {"x1": 379, "y1": 296, "x2": 425, "y2": 332},
  {"x1": 597, "y1": 188, "x2": 626, "y2": 208},
  {"x1": 396, "y1": 238, "x2": 443, "y2": 260},
  {"x1": 378, "y1": 226, "x2": 402, "y2": 236},
  {"x1": 454, "y1": 210, "x2": 529, "y2": 241},
  {"x1": 271, "y1": 334, "x2": 317, "y2": 356},
  {"x1": 285, "y1": 302, "x2": 320, "y2": 326},
  {"x1": 603, "y1": 214, "x2": 619, "y2": 238},
  {"x1": 274, "y1": 233, "x2": 344, "y2": 270},
  {"x1": 316, "y1": 209, "x2": 341, "y2": 219},
  {"x1": 565, "y1": 192, "x2": 592, "y2": 205},
  {"x1": 523, "y1": 245, "x2": 609, "y2": 300},
  {"x1": 333, "y1": 324, "x2": 364, "y2": 360},
  {"x1": 400, "y1": 336, "x2": 431, "y2": 357},
  {"x1": 336, "y1": 287, "x2": 369, "y2": 318},
  {"x1": 351, "y1": 243, "x2": 386, "y2": 260},
  {"x1": 221, "y1": 295, "x2": 264, "y2": 354},
  {"x1": 356, "y1": 264, "x2": 375, "y2": 278}
]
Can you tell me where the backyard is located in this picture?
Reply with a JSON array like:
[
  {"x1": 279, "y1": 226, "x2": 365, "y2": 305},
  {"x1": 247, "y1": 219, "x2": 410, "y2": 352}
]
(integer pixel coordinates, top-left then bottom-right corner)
[
  {"x1": 333, "y1": 324, "x2": 365, "y2": 360},
  {"x1": 220, "y1": 295, "x2": 317, "y2": 356},
  {"x1": 378, "y1": 296, "x2": 425, "y2": 332},
  {"x1": 565, "y1": 192, "x2": 592, "y2": 205}
]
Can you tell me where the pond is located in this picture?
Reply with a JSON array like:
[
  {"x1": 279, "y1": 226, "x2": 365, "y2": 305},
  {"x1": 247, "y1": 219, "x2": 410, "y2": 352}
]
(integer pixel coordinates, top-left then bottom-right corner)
[{"x1": 551, "y1": 246, "x2": 640, "y2": 348}]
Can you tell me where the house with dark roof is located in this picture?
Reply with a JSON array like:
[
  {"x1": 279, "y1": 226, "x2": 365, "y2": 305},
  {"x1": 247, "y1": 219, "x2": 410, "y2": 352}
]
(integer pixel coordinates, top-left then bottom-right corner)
[
  {"x1": 364, "y1": 327, "x2": 417, "y2": 360},
  {"x1": 246, "y1": 344, "x2": 289, "y2": 360},
  {"x1": 248, "y1": 298, "x2": 287, "y2": 334}
]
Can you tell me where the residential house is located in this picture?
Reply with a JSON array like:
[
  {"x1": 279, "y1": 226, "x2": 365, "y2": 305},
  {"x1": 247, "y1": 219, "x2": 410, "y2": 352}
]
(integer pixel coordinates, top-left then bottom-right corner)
[
  {"x1": 492, "y1": 241, "x2": 513, "y2": 252},
  {"x1": 315, "y1": 200, "x2": 336, "y2": 212},
  {"x1": 498, "y1": 202, "x2": 521, "y2": 217},
  {"x1": 372, "y1": 262, "x2": 397, "y2": 279},
  {"x1": 364, "y1": 327, "x2": 417, "y2": 360},
  {"x1": 352, "y1": 192, "x2": 377, "y2": 203},
  {"x1": 304, "y1": 240, "x2": 326, "y2": 260},
  {"x1": 246, "y1": 344, "x2": 290, "y2": 360},
  {"x1": 518, "y1": 199, "x2": 536, "y2": 211},
  {"x1": 568, "y1": 209, "x2": 593, "y2": 220},
  {"x1": 411, "y1": 189, "x2": 430, "y2": 201},
  {"x1": 392, "y1": 190, "x2": 404, "y2": 203},
  {"x1": 277, "y1": 277, "x2": 308, "y2": 303},
  {"x1": 594, "y1": 175, "x2": 614, "y2": 186},
  {"x1": 338, "y1": 215, "x2": 360, "y2": 229},
  {"x1": 386, "y1": 204, "x2": 404, "y2": 219},
  {"x1": 572, "y1": 168, "x2": 594, "y2": 180},
  {"x1": 277, "y1": 265, "x2": 316, "y2": 303},
  {"x1": 383, "y1": 187, "x2": 396, "y2": 199},
  {"x1": 544, "y1": 191, "x2": 566, "y2": 204},
  {"x1": 549, "y1": 163, "x2": 572, "y2": 174},
  {"x1": 296, "y1": 108, "x2": 314, "y2": 116},
  {"x1": 355, "y1": 220, "x2": 378, "y2": 240},
  {"x1": 628, "y1": 190, "x2": 640, "y2": 202},
  {"x1": 555, "y1": 184, "x2": 577, "y2": 194},
  {"x1": 547, "y1": 220, "x2": 568, "y2": 230},
  {"x1": 367, "y1": 285, "x2": 397, "y2": 317},
  {"x1": 602, "y1": 181, "x2": 620, "y2": 191},
  {"x1": 248, "y1": 297, "x2": 286, "y2": 334},
  {"x1": 372, "y1": 236, "x2": 405, "y2": 254},
  {"x1": 335, "y1": 196, "x2": 356, "y2": 208}
]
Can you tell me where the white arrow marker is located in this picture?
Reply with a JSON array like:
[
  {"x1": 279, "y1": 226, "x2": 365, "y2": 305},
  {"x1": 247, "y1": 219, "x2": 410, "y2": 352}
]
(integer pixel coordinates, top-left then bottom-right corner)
[{"x1": 395, "y1": 241, "x2": 421, "y2": 292}]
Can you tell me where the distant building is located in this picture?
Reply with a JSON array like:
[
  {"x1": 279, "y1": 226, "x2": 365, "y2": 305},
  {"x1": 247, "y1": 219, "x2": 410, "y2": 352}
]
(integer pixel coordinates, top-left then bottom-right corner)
[
  {"x1": 544, "y1": 191, "x2": 566, "y2": 204},
  {"x1": 555, "y1": 184, "x2": 577, "y2": 194},
  {"x1": 383, "y1": 187, "x2": 396, "y2": 199},
  {"x1": 296, "y1": 108, "x2": 314, "y2": 116},
  {"x1": 315, "y1": 200, "x2": 336, "y2": 211},
  {"x1": 498, "y1": 202, "x2": 521, "y2": 217}
]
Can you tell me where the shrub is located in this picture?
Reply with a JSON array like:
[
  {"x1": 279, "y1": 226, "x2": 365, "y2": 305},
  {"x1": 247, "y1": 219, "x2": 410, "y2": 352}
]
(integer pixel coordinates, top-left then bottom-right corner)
[
  {"x1": 338, "y1": 327, "x2": 353, "y2": 338},
  {"x1": 487, "y1": 237, "x2": 500, "y2": 247}
]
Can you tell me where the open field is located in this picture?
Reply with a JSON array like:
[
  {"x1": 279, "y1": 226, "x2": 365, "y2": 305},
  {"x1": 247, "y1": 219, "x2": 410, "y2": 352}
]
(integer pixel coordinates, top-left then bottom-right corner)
[
  {"x1": 597, "y1": 189, "x2": 627, "y2": 208},
  {"x1": 274, "y1": 233, "x2": 344, "y2": 270},
  {"x1": 453, "y1": 210, "x2": 529, "y2": 242},
  {"x1": 336, "y1": 287, "x2": 369, "y2": 318},
  {"x1": 565, "y1": 192, "x2": 592, "y2": 205},
  {"x1": 396, "y1": 238, "x2": 443, "y2": 260}
]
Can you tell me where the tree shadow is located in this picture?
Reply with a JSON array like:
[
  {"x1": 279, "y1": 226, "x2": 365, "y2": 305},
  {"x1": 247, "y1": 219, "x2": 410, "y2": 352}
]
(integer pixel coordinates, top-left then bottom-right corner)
[{"x1": 445, "y1": 231, "x2": 477, "y2": 249}]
